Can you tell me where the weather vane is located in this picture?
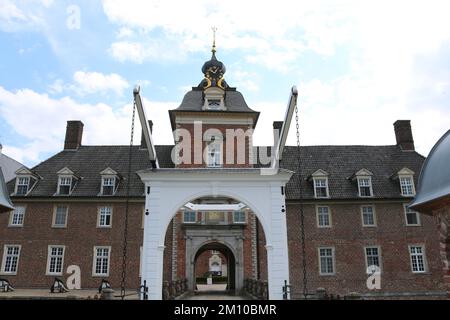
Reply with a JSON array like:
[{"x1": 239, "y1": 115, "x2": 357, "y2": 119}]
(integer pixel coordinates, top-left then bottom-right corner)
[{"x1": 211, "y1": 26, "x2": 217, "y2": 53}]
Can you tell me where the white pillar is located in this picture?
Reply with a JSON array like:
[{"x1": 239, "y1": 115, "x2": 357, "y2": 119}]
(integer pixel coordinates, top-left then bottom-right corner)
[{"x1": 266, "y1": 184, "x2": 290, "y2": 299}]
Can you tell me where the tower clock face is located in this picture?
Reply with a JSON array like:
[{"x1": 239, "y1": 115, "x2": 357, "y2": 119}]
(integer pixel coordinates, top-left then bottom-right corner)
[{"x1": 207, "y1": 66, "x2": 223, "y2": 80}]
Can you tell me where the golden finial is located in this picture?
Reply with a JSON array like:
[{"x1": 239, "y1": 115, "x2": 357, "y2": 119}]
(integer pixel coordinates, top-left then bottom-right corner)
[{"x1": 211, "y1": 26, "x2": 217, "y2": 54}]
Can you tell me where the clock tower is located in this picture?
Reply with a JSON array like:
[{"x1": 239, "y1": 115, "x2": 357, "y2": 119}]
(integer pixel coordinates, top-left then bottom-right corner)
[{"x1": 169, "y1": 39, "x2": 260, "y2": 168}]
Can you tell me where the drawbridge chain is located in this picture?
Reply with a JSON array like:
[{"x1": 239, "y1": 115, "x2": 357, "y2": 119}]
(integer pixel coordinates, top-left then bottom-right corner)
[
  {"x1": 120, "y1": 100, "x2": 136, "y2": 299},
  {"x1": 295, "y1": 103, "x2": 308, "y2": 299}
]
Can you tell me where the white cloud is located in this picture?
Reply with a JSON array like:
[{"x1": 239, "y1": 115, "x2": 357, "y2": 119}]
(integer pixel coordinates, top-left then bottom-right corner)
[
  {"x1": 72, "y1": 71, "x2": 129, "y2": 96},
  {"x1": 0, "y1": 86, "x2": 175, "y2": 165},
  {"x1": 48, "y1": 71, "x2": 130, "y2": 96}
]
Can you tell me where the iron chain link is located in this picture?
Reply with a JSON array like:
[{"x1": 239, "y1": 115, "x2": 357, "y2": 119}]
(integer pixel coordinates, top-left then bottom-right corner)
[
  {"x1": 120, "y1": 101, "x2": 136, "y2": 299},
  {"x1": 295, "y1": 104, "x2": 308, "y2": 299}
]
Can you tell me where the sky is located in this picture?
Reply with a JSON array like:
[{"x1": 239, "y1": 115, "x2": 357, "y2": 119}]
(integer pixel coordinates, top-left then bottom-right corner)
[{"x1": 0, "y1": 0, "x2": 449, "y2": 167}]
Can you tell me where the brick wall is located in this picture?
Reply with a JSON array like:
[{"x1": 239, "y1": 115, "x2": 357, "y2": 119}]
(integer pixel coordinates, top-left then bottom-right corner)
[
  {"x1": 0, "y1": 201, "x2": 144, "y2": 289},
  {"x1": 175, "y1": 123, "x2": 253, "y2": 168},
  {"x1": 286, "y1": 202, "x2": 445, "y2": 298}
]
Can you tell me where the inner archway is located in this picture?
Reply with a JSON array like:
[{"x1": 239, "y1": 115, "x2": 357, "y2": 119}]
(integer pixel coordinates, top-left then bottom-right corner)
[{"x1": 194, "y1": 242, "x2": 236, "y2": 294}]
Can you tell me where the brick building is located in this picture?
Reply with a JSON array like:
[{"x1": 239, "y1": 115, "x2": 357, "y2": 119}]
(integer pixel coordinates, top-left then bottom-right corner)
[{"x1": 0, "y1": 47, "x2": 447, "y2": 299}]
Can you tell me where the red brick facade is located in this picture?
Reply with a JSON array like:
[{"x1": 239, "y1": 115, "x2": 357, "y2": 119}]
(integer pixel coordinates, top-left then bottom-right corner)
[
  {"x1": 0, "y1": 201, "x2": 144, "y2": 289},
  {"x1": 287, "y1": 202, "x2": 445, "y2": 298}
]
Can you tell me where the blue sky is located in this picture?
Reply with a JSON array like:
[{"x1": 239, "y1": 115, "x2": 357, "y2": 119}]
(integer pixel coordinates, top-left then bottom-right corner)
[{"x1": 0, "y1": 0, "x2": 449, "y2": 167}]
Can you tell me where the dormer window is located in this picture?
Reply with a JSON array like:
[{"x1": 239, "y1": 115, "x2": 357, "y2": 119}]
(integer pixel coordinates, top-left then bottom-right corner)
[
  {"x1": 208, "y1": 99, "x2": 221, "y2": 109},
  {"x1": 58, "y1": 176, "x2": 72, "y2": 195},
  {"x1": 393, "y1": 168, "x2": 416, "y2": 197},
  {"x1": 99, "y1": 168, "x2": 119, "y2": 196},
  {"x1": 14, "y1": 167, "x2": 38, "y2": 196},
  {"x1": 202, "y1": 87, "x2": 226, "y2": 111},
  {"x1": 309, "y1": 170, "x2": 330, "y2": 199},
  {"x1": 16, "y1": 177, "x2": 30, "y2": 195},
  {"x1": 56, "y1": 167, "x2": 77, "y2": 196},
  {"x1": 358, "y1": 178, "x2": 373, "y2": 197},
  {"x1": 350, "y1": 169, "x2": 374, "y2": 197},
  {"x1": 102, "y1": 177, "x2": 115, "y2": 195}
]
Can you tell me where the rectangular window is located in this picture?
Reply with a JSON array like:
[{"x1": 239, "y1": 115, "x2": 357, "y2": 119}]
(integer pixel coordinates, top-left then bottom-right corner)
[
  {"x1": 358, "y1": 178, "x2": 373, "y2": 197},
  {"x1": 53, "y1": 205, "x2": 68, "y2": 227},
  {"x1": 207, "y1": 144, "x2": 222, "y2": 168},
  {"x1": 319, "y1": 247, "x2": 335, "y2": 275},
  {"x1": 316, "y1": 206, "x2": 331, "y2": 227},
  {"x1": 400, "y1": 176, "x2": 415, "y2": 196},
  {"x1": 16, "y1": 177, "x2": 30, "y2": 195},
  {"x1": 404, "y1": 205, "x2": 420, "y2": 226},
  {"x1": 314, "y1": 178, "x2": 329, "y2": 198},
  {"x1": 93, "y1": 247, "x2": 110, "y2": 276},
  {"x1": 9, "y1": 206, "x2": 25, "y2": 227},
  {"x1": 1, "y1": 245, "x2": 21, "y2": 274},
  {"x1": 98, "y1": 206, "x2": 112, "y2": 227},
  {"x1": 409, "y1": 245, "x2": 426, "y2": 273},
  {"x1": 361, "y1": 205, "x2": 376, "y2": 226},
  {"x1": 102, "y1": 177, "x2": 115, "y2": 196},
  {"x1": 183, "y1": 211, "x2": 196, "y2": 223},
  {"x1": 47, "y1": 246, "x2": 65, "y2": 275},
  {"x1": 58, "y1": 176, "x2": 72, "y2": 195},
  {"x1": 365, "y1": 247, "x2": 381, "y2": 273},
  {"x1": 233, "y1": 211, "x2": 246, "y2": 223}
]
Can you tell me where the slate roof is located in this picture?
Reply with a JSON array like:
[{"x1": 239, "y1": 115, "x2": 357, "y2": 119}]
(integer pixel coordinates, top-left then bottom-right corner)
[
  {"x1": 7, "y1": 144, "x2": 425, "y2": 201},
  {"x1": 7, "y1": 146, "x2": 174, "y2": 198},
  {"x1": 172, "y1": 88, "x2": 258, "y2": 113},
  {"x1": 280, "y1": 145, "x2": 424, "y2": 200}
]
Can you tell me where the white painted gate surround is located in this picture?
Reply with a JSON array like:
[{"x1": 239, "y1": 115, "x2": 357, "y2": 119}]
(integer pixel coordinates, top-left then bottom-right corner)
[{"x1": 138, "y1": 168, "x2": 293, "y2": 300}]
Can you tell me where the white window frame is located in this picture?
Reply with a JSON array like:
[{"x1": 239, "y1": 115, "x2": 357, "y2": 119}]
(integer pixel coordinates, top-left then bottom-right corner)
[
  {"x1": 233, "y1": 211, "x2": 246, "y2": 224},
  {"x1": 409, "y1": 245, "x2": 427, "y2": 273},
  {"x1": 1, "y1": 245, "x2": 21, "y2": 275},
  {"x1": 364, "y1": 246, "x2": 382, "y2": 273},
  {"x1": 52, "y1": 205, "x2": 68, "y2": 228},
  {"x1": 183, "y1": 211, "x2": 197, "y2": 224},
  {"x1": 92, "y1": 246, "x2": 111, "y2": 277},
  {"x1": 101, "y1": 176, "x2": 116, "y2": 196},
  {"x1": 357, "y1": 177, "x2": 373, "y2": 197},
  {"x1": 316, "y1": 206, "x2": 331, "y2": 228},
  {"x1": 399, "y1": 176, "x2": 416, "y2": 197},
  {"x1": 206, "y1": 142, "x2": 222, "y2": 168},
  {"x1": 318, "y1": 247, "x2": 335, "y2": 275},
  {"x1": 361, "y1": 205, "x2": 377, "y2": 227},
  {"x1": 97, "y1": 206, "x2": 113, "y2": 228},
  {"x1": 313, "y1": 177, "x2": 329, "y2": 199},
  {"x1": 46, "y1": 245, "x2": 65, "y2": 276},
  {"x1": 404, "y1": 204, "x2": 421, "y2": 226},
  {"x1": 57, "y1": 175, "x2": 73, "y2": 195},
  {"x1": 15, "y1": 176, "x2": 30, "y2": 195},
  {"x1": 9, "y1": 205, "x2": 26, "y2": 227}
]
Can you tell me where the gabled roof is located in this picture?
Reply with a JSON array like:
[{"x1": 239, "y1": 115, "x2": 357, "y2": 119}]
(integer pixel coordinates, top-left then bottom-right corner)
[
  {"x1": 56, "y1": 167, "x2": 75, "y2": 176},
  {"x1": 100, "y1": 167, "x2": 118, "y2": 176},
  {"x1": 307, "y1": 169, "x2": 329, "y2": 180}
]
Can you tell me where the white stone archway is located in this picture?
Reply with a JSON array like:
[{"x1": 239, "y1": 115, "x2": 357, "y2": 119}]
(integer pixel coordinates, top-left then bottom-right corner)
[{"x1": 137, "y1": 168, "x2": 293, "y2": 300}]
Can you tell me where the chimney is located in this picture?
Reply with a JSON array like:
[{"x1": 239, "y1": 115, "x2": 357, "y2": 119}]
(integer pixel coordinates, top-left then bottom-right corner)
[
  {"x1": 394, "y1": 120, "x2": 415, "y2": 151},
  {"x1": 64, "y1": 121, "x2": 84, "y2": 150},
  {"x1": 140, "y1": 120, "x2": 154, "y2": 149}
]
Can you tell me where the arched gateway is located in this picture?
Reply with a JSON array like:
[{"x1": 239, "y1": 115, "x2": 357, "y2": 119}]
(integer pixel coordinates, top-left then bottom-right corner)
[
  {"x1": 138, "y1": 168, "x2": 292, "y2": 299},
  {"x1": 134, "y1": 39, "x2": 297, "y2": 299}
]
